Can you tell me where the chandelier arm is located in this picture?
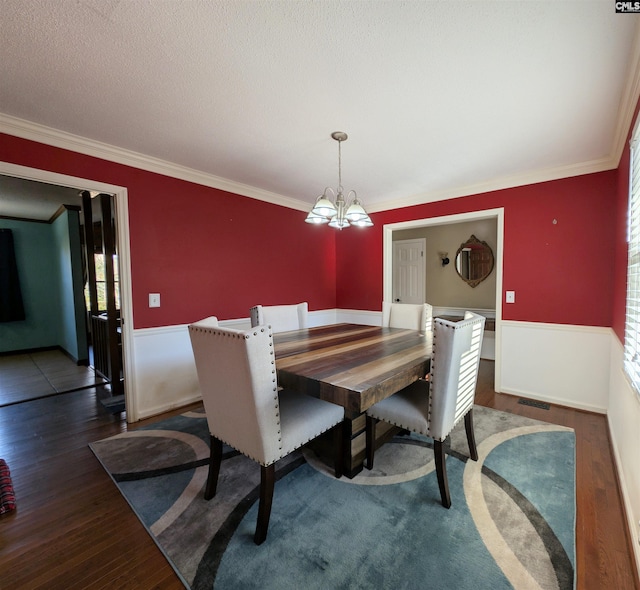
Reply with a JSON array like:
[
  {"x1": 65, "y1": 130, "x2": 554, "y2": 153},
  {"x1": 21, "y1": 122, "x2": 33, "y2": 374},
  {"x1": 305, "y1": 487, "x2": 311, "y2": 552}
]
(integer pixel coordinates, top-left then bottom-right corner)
[{"x1": 323, "y1": 187, "x2": 336, "y2": 199}]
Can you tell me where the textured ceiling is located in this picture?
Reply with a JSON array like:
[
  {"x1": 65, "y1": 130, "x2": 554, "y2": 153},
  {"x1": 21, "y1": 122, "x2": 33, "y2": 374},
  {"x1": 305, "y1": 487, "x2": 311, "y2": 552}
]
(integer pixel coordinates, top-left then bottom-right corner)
[{"x1": 1, "y1": 1, "x2": 640, "y2": 220}]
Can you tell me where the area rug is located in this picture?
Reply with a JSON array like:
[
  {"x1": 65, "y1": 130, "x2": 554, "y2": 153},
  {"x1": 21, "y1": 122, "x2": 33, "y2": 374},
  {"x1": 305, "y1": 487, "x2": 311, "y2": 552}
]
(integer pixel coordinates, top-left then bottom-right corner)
[{"x1": 90, "y1": 405, "x2": 575, "y2": 590}]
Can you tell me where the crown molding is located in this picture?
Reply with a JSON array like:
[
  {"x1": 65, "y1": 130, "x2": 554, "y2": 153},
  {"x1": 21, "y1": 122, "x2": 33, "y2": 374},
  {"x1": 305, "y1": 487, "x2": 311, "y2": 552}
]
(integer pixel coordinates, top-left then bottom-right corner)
[
  {"x1": 1, "y1": 93, "x2": 634, "y2": 217},
  {"x1": 367, "y1": 156, "x2": 617, "y2": 213},
  {"x1": 613, "y1": 20, "x2": 640, "y2": 163},
  {"x1": 0, "y1": 113, "x2": 310, "y2": 213}
]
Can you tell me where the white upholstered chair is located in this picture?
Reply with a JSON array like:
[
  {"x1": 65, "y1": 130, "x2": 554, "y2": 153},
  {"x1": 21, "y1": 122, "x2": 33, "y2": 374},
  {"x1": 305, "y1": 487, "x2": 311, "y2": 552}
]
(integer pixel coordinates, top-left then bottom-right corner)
[
  {"x1": 365, "y1": 312, "x2": 485, "y2": 508},
  {"x1": 191, "y1": 315, "x2": 219, "y2": 328},
  {"x1": 382, "y1": 301, "x2": 434, "y2": 360},
  {"x1": 188, "y1": 321, "x2": 344, "y2": 544},
  {"x1": 249, "y1": 302, "x2": 308, "y2": 333},
  {"x1": 382, "y1": 301, "x2": 433, "y2": 333}
]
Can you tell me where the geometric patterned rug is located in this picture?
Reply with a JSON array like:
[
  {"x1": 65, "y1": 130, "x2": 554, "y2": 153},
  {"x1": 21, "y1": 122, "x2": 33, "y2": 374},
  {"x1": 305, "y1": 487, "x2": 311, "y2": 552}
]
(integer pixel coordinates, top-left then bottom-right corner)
[{"x1": 90, "y1": 405, "x2": 575, "y2": 589}]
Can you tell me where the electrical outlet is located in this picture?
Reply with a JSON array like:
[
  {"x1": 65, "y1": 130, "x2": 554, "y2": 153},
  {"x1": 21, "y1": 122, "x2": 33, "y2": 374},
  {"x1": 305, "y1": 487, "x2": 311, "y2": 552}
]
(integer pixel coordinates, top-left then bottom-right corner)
[{"x1": 149, "y1": 293, "x2": 161, "y2": 308}]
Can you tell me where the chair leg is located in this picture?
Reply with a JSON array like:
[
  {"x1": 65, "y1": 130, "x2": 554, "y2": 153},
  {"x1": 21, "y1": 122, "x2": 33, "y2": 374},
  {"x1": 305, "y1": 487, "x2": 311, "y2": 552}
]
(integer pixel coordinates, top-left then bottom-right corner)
[
  {"x1": 365, "y1": 415, "x2": 376, "y2": 470},
  {"x1": 464, "y1": 409, "x2": 479, "y2": 462},
  {"x1": 333, "y1": 422, "x2": 344, "y2": 479},
  {"x1": 434, "y1": 438, "x2": 451, "y2": 509},
  {"x1": 204, "y1": 435, "x2": 223, "y2": 500},
  {"x1": 254, "y1": 464, "x2": 275, "y2": 545}
]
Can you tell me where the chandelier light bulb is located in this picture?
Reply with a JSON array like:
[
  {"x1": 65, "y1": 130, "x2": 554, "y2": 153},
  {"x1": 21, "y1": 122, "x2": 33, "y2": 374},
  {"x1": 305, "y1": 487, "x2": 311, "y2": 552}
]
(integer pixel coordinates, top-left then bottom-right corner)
[{"x1": 305, "y1": 211, "x2": 329, "y2": 224}]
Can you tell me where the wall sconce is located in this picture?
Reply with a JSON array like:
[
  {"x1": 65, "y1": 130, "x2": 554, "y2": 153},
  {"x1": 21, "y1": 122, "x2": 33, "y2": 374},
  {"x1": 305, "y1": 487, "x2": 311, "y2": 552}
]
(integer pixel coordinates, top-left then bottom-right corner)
[{"x1": 439, "y1": 252, "x2": 450, "y2": 267}]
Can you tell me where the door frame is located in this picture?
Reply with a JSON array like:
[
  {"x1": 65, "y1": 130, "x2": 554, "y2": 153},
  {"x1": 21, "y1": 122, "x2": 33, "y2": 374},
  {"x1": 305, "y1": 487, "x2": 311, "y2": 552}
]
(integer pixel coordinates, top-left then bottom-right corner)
[
  {"x1": 0, "y1": 161, "x2": 138, "y2": 419},
  {"x1": 382, "y1": 207, "x2": 504, "y2": 392}
]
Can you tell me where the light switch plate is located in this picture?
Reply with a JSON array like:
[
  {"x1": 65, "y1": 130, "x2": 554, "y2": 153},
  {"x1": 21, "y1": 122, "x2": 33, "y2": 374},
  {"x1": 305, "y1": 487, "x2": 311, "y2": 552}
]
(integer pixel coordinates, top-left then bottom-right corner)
[
  {"x1": 505, "y1": 291, "x2": 515, "y2": 303},
  {"x1": 149, "y1": 293, "x2": 161, "y2": 308}
]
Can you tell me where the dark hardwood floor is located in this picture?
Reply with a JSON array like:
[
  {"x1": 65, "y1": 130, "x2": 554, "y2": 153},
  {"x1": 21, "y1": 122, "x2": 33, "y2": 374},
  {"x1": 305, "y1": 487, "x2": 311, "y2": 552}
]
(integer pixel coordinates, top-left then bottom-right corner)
[{"x1": 0, "y1": 360, "x2": 637, "y2": 589}]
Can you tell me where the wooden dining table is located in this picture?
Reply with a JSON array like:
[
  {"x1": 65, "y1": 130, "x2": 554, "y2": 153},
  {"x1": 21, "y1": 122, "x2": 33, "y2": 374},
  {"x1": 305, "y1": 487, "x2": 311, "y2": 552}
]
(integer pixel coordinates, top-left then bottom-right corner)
[{"x1": 273, "y1": 323, "x2": 432, "y2": 477}]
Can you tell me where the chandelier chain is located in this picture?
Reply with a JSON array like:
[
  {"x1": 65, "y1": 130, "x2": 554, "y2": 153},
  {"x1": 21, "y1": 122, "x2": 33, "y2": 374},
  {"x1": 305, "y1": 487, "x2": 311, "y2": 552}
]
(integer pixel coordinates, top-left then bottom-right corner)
[{"x1": 338, "y1": 138, "x2": 342, "y2": 193}]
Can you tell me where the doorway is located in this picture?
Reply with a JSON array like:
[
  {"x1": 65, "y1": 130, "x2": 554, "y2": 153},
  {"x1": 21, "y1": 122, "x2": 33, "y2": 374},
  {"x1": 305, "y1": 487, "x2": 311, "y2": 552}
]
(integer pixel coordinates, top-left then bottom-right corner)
[
  {"x1": 0, "y1": 182, "x2": 122, "y2": 408},
  {"x1": 0, "y1": 162, "x2": 135, "y2": 417},
  {"x1": 383, "y1": 208, "x2": 504, "y2": 392}
]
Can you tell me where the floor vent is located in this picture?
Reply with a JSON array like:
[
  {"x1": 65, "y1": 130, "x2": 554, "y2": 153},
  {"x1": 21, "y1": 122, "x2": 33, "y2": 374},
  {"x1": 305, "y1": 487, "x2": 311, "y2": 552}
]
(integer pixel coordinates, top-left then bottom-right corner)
[{"x1": 518, "y1": 398, "x2": 550, "y2": 410}]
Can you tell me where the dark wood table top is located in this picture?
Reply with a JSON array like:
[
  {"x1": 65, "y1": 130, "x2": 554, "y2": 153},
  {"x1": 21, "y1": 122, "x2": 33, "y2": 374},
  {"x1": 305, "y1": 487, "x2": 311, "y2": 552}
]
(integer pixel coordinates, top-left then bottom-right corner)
[{"x1": 273, "y1": 323, "x2": 431, "y2": 414}]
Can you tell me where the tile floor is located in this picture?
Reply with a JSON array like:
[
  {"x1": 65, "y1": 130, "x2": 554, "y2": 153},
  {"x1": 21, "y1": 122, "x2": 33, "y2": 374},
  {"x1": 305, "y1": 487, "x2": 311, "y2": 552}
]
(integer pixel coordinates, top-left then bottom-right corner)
[{"x1": 0, "y1": 349, "x2": 104, "y2": 406}]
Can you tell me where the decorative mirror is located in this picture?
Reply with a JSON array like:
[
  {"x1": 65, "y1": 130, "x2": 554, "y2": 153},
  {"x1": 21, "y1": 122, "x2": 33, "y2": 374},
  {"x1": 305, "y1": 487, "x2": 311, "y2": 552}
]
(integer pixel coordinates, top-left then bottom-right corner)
[{"x1": 455, "y1": 234, "x2": 494, "y2": 288}]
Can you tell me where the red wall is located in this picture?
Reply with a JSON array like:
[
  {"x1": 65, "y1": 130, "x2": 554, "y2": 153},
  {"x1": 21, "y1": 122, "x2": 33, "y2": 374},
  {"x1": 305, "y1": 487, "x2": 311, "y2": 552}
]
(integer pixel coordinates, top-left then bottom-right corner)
[
  {"x1": 336, "y1": 172, "x2": 618, "y2": 328},
  {"x1": 0, "y1": 134, "x2": 337, "y2": 328},
  {"x1": 0, "y1": 131, "x2": 624, "y2": 331}
]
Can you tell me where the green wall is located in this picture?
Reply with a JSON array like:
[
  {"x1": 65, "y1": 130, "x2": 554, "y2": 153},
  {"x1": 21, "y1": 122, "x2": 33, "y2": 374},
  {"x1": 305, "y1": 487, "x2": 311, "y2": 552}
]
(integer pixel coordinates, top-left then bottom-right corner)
[
  {"x1": 0, "y1": 210, "x2": 87, "y2": 360},
  {"x1": 52, "y1": 209, "x2": 88, "y2": 361}
]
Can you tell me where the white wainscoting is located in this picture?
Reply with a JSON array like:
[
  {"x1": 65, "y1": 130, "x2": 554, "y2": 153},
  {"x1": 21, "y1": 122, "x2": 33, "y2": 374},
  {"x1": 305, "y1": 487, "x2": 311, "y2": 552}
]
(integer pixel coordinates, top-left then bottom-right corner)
[
  {"x1": 130, "y1": 313, "x2": 612, "y2": 419},
  {"x1": 335, "y1": 309, "x2": 380, "y2": 325},
  {"x1": 130, "y1": 324, "x2": 202, "y2": 420},
  {"x1": 432, "y1": 306, "x2": 496, "y2": 320},
  {"x1": 607, "y1": 337, "x2": 640, "y2": 576},
  {"x1": 130, "y1": 309, "x2": 342, "y2": 420},
  {"x1": 500, "y1": 320, "x2": 611, "y2": 413}
]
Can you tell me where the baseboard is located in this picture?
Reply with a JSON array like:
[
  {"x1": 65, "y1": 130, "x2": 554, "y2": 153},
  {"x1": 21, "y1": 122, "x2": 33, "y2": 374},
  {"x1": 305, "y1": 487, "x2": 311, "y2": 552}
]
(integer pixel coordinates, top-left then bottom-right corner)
[
  {"x1": 0, "y1": 345, "x2": 58, "y2": 356},
  {"x1": 135, "y1": 394, "x2": 204, "y2": 421},
  {"x1": 499, "y1": 385, "x2": 607, "y2": 414},
  {"x1": 608, "y1": 337, "x2": 640, "y2": 579},
  {"x1": 608, "y1": 399, "x2": 640, "y2": 581},
  {"x1": 0, "y1": 344, "x2": 86, "y2": 365}
]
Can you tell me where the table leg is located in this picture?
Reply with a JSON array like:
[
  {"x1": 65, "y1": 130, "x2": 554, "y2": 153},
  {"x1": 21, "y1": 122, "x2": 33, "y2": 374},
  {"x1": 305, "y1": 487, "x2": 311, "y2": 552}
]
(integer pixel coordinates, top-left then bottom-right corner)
[
  {"x1": 306, "y1": 412, "x2": 400, "y2": 478},
  {"x1": 342, "y1": 412, "x2": 366, "y2": 478},
  {"x1": 341, "y1": 412, "x2": 402, "y2": 478}
]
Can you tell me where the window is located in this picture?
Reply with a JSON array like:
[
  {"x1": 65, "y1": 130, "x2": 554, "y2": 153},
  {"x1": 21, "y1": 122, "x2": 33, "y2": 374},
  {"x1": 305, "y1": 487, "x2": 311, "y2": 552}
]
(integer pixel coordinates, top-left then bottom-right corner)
[
  {"x1": 624, "y1": 125, "x2": 640, "y2": 396},
  {"x1": 84, "y1": 253, "x2": 120, "y2": 311}
]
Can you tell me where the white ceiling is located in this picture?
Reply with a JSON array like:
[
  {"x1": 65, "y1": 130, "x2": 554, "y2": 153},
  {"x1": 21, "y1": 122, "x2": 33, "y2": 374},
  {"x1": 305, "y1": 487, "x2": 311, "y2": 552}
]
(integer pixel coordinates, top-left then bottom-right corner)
[{"x1": 1, "y1": 1, "x2": 640, "y2": 220}]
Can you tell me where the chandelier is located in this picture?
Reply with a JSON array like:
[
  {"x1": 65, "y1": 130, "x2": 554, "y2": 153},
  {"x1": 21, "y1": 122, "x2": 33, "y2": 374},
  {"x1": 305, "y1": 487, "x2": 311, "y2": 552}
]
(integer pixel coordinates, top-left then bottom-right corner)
[{"x1": 305, "y1": 132, "x2": 373, "y2": 229}]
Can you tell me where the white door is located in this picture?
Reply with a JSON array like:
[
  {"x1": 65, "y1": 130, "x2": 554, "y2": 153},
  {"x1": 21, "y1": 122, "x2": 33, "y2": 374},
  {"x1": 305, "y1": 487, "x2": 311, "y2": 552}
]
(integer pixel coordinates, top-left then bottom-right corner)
[{"x1": 392, "y1": 239, "x2": 425, "y2": 304}]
